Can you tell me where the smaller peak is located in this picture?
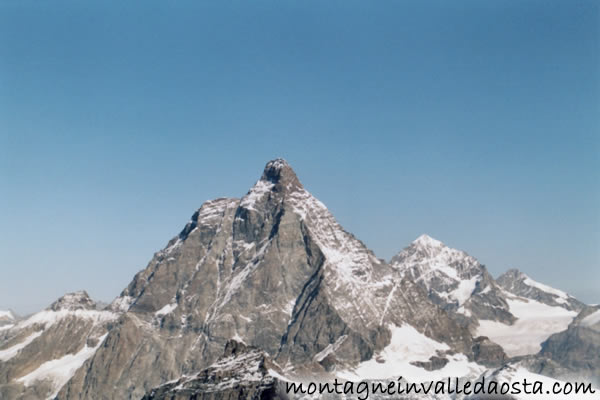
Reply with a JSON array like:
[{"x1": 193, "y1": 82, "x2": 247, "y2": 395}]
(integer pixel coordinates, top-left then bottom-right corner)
[
  {"x1": 504, "y1": 268, "x2": 526, "y2": 278},
  {"x1": 0, "y1": 309, "x2": 15, "y2": 320},
  {"x1": 49, "y1": 290, "x2": 96, "y2": 311},
  {"x1": 412, "y1": 234, "x2": 444, "y2": 248}
]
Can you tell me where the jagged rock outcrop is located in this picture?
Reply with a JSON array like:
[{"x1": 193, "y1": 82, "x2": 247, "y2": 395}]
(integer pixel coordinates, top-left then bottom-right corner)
[
  {"x1": 390, "y1": 235, "x2": 515, "y2": 330},
  {"x1": 497, "y1": 269, "x2": 585, "y2": 312},
  {"x1": 142, "y1": 340, "x2": 287, "y2": 400},
  {"x1": 0, "y1": 291, "x2": 117, "y2": 399},
  {"x1": 57, "y1": 159, "x2": 477, "y2": 399}
]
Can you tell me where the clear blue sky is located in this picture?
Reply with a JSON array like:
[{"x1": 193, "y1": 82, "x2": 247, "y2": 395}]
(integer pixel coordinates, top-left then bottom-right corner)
[{"x1": 1, "y1": 0, "x2": 598, "y2": 314}]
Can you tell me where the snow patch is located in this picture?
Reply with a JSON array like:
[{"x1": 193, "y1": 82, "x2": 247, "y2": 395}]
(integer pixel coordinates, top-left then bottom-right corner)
[
  {"x1": 313, "y1": 335, "x2": 348, "y2": 362},
  {"x1": 240, "y1": 180, "x2": 274, "y2": 211},
  {"x1": 476, "y1": 296, "x2": 576, "y2": 356},
  {"x1": 111, "y1": 295, "x2": 134, "y2": 312},
  {"x1": 17, "y1": 309, "x2": 118, "y2": 331},
  {"x1": 451, "y1": 276, "x2": 479, "y2": 306},
  {"x1": 155, "y1": 303, "x2": 178, "y2": 317},
  {"x1": 340, "y1": 324, "x2": 484, "y2": 382},
  {"x1": 17, "y1": 333, "x2": 108, "y2": 399}
]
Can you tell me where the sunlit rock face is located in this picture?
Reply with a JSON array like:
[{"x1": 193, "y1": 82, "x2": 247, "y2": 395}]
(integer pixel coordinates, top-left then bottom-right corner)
[{"x1": 0, "y1": 159, "x2": 595, "y2": 400}]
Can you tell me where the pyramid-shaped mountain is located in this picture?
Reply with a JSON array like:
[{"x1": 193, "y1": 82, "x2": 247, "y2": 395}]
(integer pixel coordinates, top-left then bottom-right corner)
[{"x1": 55, "y1": 159, "x2": 485, "y2": 399}]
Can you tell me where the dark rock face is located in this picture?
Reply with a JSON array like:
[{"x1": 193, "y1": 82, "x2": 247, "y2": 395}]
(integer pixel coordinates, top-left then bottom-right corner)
[
  {"x1": 497, "y1": 269, "x2": 585, "y2": 312},
  {"x1": 410, "y1": 356, "x2": 449, "y2": 371},
  {"x1": 530, "y1": 306, "x2": 600, "y2": 386},
  {"x1": 471, "y1": 336, "x2": 507, "y2": 367},
  {"x1": 141, "y1": 340, "x2": 286, "y2": 400}
]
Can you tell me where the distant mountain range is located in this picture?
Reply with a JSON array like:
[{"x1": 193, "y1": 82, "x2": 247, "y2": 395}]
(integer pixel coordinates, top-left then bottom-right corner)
[{"x1": 0, "y1": 159, "x2": 598, "y2": 399}]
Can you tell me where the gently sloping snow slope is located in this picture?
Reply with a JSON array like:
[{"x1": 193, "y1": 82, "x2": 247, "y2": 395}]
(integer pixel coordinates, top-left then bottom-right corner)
[
  {"x1": 476, "y1": 293, "x2": 577, "y2": 357},
  {"x1": 339, "y1": 324, "x2": 486, "y2": 382}
]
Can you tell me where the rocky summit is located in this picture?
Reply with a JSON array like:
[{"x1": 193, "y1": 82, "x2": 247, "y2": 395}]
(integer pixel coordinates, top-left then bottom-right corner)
[
  {"x1": 390, "y1": 234, "x2": 515, "y2": 330},
  {"x1": 0, "y1": 159, "x2": 597, "y2": 400}
]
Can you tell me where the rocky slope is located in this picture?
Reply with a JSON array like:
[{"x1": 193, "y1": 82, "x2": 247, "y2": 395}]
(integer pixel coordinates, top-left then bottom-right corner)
[{"x1": 0, "y1": 291, "x2": 118, "y2": 399}]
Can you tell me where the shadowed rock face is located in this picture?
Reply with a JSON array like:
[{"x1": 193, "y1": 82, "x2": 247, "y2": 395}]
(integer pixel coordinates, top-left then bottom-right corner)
[
  {"x1": 55, "y1": 159, "x2": 477, "y2": 399},
  {"x1": 496, "y1": 269, "x2": 585, "y2": 312},
  {"x1": 528, "y1": 305, "x2": 600, "y2": 386}
]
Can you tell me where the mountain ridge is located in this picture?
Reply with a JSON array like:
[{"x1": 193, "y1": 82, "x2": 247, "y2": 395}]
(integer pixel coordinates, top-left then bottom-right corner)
[{"x1": 0, "y1": 159, "x2": 596, "y2": 400}]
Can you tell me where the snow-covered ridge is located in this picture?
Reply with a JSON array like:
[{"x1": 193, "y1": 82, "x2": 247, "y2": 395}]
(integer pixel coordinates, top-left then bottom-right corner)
[
  {"x1": 16, "y1": 308, "x2": 118, "y2": 331},
  {"x1": 412, "y1": 233, "x2": 444, "y2": 248},
  {"x1": 496, "y1": 269, "x2": 583, "y2": 312},
  {"x1": 391, "y1": 234, "x2": 482, "y2": 288},
  {"x1": 288, "y1": 187, "x2": 390, "y2": 328},
  {"x1": 390, "y1": 234, "x2": 494, "y2": 313},
  {"x1": 522, "y1": 274, "x2": 571, "y2": 301}
]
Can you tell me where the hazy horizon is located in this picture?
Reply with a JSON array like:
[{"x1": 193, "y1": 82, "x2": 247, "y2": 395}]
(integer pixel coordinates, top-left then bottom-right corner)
[{"x1": 1, "y1": 0, "x2": 599, "y2": 314}]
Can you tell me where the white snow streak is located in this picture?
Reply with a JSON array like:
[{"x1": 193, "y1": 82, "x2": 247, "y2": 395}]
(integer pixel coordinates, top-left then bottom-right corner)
[
  {"x1": 0, "y1": 330, "x2": 43, "y2": 361},
  {"x1": 17, "y1": 333, "x2": 108, "y2": 399}
]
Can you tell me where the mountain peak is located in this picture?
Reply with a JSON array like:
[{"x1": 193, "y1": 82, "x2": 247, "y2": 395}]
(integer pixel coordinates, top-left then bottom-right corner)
[
  {"x1": 412, "y1": 234, "x2": 444, "y2": 248},
  {"x1": 0, "y1": 309, "x2": 15, "y2": 321},
  {"x1": 49, "y1": 290, "x2": 97, "y2": 311},
  {"x1": 500, "y1": 268, "x2": 526, "y2": 280},
  {"x1": 260, "y1": 158, "x2": 302, "y2": 188}
]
